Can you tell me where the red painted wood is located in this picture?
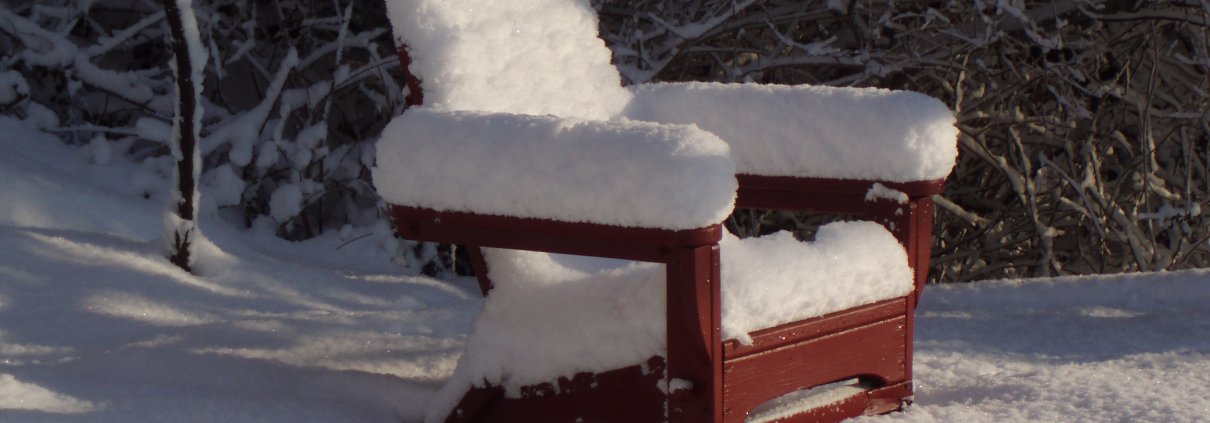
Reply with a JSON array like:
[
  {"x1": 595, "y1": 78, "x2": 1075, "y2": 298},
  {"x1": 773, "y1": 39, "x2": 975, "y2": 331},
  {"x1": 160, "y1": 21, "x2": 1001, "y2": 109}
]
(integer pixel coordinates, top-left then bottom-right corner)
[
  {"x1": 775, "y1": 388, "x2": 869, "y2": 423},
  {"x1": 721, "y1": 316, "x2": 909, "y2": 422},
  {"x1": 443, "y1": 384, "x2": 503, "y2": 423},
  {"x1": 735, "y1": 174, "x2": 944, "y2": 215},
  {"x1": 389, "y1": 205, "x2": 722, "y2": 263},
  {"x1": 864, "y1": 194, "x2": 933, "y2": 386},
  {"x1": 723, "y1": 298, "x2": 908, "y2": 359},
  {"x1": 442, "y1": 353, "x2": 910, "y2": 423},
  {"x1": 666, "y1": 245, "x2": 724, "y2": 423},
  {"x1": 444, "y1": 357, "x2": 667, "y2": 423},
  {"x1": 394, "y1": 44, "x2": 424, "y2": 107},
  {"x1": 465, "y1": 246, "x2": 493, "y2": 296},
  {"x1": 892, "y1": 197, "x2": 933, "y2": 382},
  {"x1": 865, "y1": 382, "x2": 914, "y2": 416},
  {"x1": 911, "y1": 197, "x2": 935, "y2": 298},
  {"x1": 867, "y1": 197, "x2": 934, "y2": 294},
  {"x1": 770, "y1": 381, "x2": 912, "y2": 423}
]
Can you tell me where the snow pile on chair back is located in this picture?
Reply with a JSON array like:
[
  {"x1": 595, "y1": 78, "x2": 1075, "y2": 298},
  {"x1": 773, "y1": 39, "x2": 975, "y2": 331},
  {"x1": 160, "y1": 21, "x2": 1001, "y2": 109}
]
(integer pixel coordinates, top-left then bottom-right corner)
[
  {"x1": 626, "y1": 82, "x2": 959, "y2": 182},
  {"x1": 425, "y1": 221, "x2": 912, "y2": 421},
  {"x1": 384, "y1": 0, "x2": 632, "y2": 120},
  {"x1": 373, "y1": 108, "x2": 737, "y2": 230}
]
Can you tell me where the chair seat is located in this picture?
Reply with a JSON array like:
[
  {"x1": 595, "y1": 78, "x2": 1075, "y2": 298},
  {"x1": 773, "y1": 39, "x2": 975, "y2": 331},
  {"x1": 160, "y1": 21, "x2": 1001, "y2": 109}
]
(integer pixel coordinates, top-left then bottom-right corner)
[{"x1": 426, "y1": 221, "x2": 912, "y2": 420}]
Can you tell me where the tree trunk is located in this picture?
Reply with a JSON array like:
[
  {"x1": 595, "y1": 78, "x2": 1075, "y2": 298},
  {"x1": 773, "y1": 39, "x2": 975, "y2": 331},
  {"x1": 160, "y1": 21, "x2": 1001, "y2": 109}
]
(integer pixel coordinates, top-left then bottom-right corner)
[{"x1": 162, "y1": 0, "x2": 202, "y2": 272}]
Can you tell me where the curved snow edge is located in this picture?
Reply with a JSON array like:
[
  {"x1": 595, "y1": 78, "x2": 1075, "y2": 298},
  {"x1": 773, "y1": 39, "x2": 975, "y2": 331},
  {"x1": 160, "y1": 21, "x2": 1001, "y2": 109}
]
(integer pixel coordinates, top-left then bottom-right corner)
[
  {"x1": 373, "y1": 108, "x2": 737, "y2": 231},
  {"x1": 626, "y1": 82, "x2": 959, "y2": 182}
]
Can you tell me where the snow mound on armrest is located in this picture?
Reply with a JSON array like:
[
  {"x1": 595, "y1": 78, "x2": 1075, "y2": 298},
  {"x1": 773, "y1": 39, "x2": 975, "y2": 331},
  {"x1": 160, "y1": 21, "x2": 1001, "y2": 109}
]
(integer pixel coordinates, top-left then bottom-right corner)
[
  {"x1": 373, "y1": 108, "x2": 736, "y2": 230},
  {"x1": 384, "y1": 0, "x2": 632, "y2": 120},
  {"x1": 625, "y1": 82, "x2": 958, "y2": 182}
]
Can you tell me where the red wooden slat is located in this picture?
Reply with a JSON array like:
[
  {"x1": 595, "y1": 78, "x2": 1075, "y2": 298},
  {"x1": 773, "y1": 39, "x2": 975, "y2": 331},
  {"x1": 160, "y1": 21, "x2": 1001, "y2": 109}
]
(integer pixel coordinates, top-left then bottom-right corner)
[
  {"x1": 735, "y1": 174, "x2": 944, "y2": 214},
  {"x1": 389, "y1": 205, "x2": 722, "y2": 263},
  {"x1": 721, "y1": 316, "x2": 909, "y2": 423},
  {"x1": 770, "y1": 381, "x2": 912, "y2": 423},
  {"x1": 444, "y1": 357, "x2": 668, "y2": 423},
  {"x1": 773, "y1": 388, "x2": 869, "y2": 423},
  {"x1": 865, "y1": 382, "x2": 914, "y2": 416},
  {"x1": 723, "y1": 298, "x2": 908, "y2": 359}
]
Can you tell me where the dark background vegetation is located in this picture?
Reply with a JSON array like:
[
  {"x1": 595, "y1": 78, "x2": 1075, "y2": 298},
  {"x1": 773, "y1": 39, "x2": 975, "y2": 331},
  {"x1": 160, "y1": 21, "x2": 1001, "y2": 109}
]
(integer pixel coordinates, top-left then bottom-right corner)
[{"x1": 3, "y1": 0, "x2": 1209, "y2": 282}]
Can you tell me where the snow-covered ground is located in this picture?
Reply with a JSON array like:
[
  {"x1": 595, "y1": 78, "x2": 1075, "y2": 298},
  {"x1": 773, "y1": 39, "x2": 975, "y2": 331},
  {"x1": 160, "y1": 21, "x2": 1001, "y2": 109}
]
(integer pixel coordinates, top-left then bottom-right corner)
[
  {"x1": 0, "y1": 117, "x2": 479, "y2": 422},
  {"x1": 864, "y1": 271, "x2": 1210, "y2": 422},
  {"x1": 1, "y1": 116, "x2": 1208, "y2": 422}
]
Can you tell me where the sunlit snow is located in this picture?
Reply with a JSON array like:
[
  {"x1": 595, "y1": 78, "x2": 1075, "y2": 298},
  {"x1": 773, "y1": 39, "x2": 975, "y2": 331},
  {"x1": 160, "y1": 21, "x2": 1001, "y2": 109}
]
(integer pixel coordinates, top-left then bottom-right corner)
[{"x1": 1, "y1": 117, "x2": 1209, "y2": 422}]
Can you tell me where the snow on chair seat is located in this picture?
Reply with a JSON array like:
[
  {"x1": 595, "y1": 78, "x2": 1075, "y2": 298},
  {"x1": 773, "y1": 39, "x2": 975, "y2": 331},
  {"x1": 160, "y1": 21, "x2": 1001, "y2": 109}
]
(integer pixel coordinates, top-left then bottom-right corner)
[{"x1": 718, "y1": 223, "x2": 913, "y2": 344}]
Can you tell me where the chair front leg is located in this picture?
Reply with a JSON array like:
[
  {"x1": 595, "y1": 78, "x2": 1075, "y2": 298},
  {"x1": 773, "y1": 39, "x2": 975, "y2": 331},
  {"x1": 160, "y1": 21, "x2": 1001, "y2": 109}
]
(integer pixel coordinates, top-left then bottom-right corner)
[
  {"x1": 866, "y1": 195, "x2": 935, "y2": 299},
  {"x1": 665, "y1": 244, "x2": 724, "y2": 423}
]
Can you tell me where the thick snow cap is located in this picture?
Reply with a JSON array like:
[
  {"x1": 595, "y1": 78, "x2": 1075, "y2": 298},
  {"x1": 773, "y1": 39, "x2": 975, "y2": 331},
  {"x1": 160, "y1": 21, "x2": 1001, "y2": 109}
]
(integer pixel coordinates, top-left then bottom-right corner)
[
  {"x1": 626, "y1": 82, "x2": 959, "y2": 182},
  {"x1": 383, "y1": 0, "x2": 632, "y2": 120},
  {"x1": 373, "y1": 108, "x2": 737, "y2": 230}
]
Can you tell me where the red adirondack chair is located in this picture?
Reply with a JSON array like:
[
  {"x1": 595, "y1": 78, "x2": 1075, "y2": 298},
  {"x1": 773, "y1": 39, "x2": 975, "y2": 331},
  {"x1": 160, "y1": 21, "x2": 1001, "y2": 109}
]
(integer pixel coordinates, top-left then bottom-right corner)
[{"x1": 373, "y1": 1, "x2": 957, "y2": 422}]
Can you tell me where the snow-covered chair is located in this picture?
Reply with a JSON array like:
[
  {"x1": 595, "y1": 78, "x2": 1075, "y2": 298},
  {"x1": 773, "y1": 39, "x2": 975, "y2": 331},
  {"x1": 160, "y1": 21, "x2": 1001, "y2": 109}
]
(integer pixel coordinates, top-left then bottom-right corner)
[{"x1": 372, "y1": 1, "x2": 957, "y2": 422}]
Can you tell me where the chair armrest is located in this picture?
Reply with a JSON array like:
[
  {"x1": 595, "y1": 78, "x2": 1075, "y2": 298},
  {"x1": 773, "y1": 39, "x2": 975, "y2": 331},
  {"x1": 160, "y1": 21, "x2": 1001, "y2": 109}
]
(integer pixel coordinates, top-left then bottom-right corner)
[
  {"x1": 625, "y1": 82, "x2": 958, "y2": 183},
  {"x1": 389, "y1": 205, "x2": 722, "y2": 262},
  {"x1": 735, "y1": 174, "x2": 944, "y2": 215},
  {"x1": 373, "y1": 107, "x2": 737, "y2": 231}
]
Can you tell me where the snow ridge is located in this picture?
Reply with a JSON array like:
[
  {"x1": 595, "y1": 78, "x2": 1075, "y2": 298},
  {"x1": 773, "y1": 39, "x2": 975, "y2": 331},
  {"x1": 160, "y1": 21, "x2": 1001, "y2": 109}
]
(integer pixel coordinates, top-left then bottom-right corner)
[{"x1": 373, "y1": 108, "x2": 737, "y2": 230}]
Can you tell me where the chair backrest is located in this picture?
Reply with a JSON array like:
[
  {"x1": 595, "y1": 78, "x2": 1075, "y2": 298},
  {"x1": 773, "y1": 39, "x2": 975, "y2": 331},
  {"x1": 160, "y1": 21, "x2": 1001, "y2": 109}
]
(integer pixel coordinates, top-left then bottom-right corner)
[{"x1": 384, "y1": 0, "x2": 632, "y2": 120}]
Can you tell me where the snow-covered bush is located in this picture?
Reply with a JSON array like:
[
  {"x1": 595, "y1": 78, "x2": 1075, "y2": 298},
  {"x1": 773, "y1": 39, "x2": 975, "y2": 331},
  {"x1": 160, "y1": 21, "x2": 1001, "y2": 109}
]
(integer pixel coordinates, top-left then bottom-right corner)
[
  {"x1": 5, "y1": 0, "x2": 1210, "y2": 281},
  {"x1": 596, "y1": 0, "x2": 1210, "y2": 281},
  {"x1": 0, "y1": 1, "x2": 411, "y2": 256}
]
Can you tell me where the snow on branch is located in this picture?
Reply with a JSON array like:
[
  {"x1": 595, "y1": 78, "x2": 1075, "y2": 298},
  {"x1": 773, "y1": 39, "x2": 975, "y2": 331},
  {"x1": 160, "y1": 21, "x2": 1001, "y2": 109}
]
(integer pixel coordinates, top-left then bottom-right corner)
[
  {"x1": 3, "y1": 0, "x2": 407, "y2": 250},
  {"x1": 602, "y1": 0, "x2": 1210, "y2": 281}
]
